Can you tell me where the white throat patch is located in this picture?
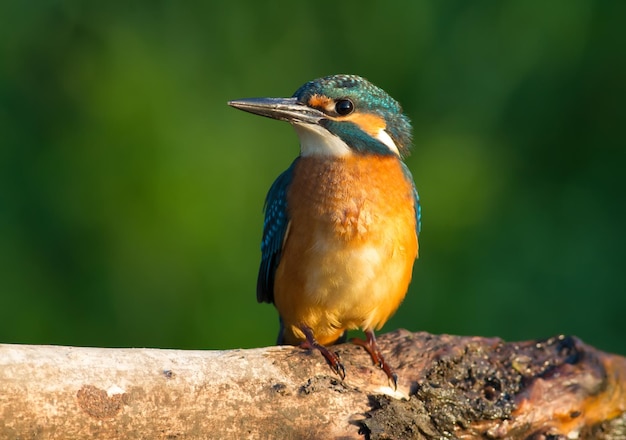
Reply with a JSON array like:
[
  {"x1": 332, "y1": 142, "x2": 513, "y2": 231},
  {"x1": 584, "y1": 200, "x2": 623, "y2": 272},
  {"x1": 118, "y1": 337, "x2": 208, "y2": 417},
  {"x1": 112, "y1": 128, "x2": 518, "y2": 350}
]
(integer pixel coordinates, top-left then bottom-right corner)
[{"x1": 292, "y1": 123, "x2": 352, "y2": 157}]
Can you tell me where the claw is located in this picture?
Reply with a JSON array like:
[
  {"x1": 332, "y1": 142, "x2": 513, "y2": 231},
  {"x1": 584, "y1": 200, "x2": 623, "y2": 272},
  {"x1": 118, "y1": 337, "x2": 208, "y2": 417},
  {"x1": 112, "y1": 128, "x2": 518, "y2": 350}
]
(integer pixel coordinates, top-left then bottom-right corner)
[
  {"x1": 351, "y1": 330, "x2": 398, "y2": 389},
  {"x1": 299, "y1": 324, "x2": 346, "y2": 380}
]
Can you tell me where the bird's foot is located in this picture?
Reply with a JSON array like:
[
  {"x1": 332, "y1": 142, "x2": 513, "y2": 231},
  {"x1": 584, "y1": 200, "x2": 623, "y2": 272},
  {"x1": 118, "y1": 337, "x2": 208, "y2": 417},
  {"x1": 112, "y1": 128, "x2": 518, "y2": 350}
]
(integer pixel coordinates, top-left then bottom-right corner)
[
  {"x1": 299, "y1": 324, "x2": 346, "y2": 380},
  {"x1": 351, "y1": 330, "x2": 398, "y2": 389}
]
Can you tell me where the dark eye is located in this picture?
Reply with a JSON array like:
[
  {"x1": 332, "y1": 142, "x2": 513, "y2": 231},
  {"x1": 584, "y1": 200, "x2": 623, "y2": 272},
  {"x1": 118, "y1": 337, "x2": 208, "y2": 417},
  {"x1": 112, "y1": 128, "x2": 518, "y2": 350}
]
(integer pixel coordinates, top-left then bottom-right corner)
[{"x1": 335, "y1": 99, "x2": 354, "y2": 116}]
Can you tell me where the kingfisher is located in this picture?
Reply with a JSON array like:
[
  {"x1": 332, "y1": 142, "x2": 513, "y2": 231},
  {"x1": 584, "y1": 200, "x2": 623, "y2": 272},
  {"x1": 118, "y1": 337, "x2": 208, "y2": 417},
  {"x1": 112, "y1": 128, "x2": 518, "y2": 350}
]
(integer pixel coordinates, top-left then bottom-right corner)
[{"x1": 228, "y1": 74, "x2": 420, "y2": 387}]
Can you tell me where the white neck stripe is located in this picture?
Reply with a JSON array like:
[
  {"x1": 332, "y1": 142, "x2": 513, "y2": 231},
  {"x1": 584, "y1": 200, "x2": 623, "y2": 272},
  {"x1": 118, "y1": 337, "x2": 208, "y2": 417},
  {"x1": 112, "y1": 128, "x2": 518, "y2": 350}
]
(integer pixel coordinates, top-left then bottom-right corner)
[{"x1": 375, "y1": 128, "x2": 400, "y2": 156}]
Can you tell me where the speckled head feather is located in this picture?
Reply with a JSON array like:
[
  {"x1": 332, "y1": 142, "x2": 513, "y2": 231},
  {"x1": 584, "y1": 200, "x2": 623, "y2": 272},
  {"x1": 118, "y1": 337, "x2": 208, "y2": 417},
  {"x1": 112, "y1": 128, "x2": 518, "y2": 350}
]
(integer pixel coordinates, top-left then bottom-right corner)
[{"x1": 293, "y1": 74, "x2": 413, "y2": 158}]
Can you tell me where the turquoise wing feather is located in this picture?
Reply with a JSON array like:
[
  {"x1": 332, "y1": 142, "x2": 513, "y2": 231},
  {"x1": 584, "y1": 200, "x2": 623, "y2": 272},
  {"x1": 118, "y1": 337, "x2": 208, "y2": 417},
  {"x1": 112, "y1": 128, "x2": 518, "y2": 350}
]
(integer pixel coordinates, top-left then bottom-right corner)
[{"x1": 257, "y1": 160, "x2": 297, "y2": 303}]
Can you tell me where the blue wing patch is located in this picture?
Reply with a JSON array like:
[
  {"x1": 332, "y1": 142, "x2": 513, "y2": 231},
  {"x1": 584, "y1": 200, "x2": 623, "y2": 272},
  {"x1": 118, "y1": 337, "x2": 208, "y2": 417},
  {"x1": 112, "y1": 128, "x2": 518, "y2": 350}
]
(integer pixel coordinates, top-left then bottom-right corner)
[
  {"x1": 257, "y1": 160, "x2": 297, "y2": 303},
  {"x1": 400, "y1": 162, "x2": 421, "y2": 236}
]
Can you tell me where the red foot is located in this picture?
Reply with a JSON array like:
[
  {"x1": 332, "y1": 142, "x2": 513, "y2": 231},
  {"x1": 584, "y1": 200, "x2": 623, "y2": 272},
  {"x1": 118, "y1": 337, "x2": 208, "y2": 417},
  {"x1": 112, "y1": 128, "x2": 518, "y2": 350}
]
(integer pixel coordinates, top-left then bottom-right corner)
[
  {"x1": 351, "y1": 330, "x2": 398, "y2": 389},
  {"x1": 299, "y1": 325, "x2": 346, "y2": 380}
]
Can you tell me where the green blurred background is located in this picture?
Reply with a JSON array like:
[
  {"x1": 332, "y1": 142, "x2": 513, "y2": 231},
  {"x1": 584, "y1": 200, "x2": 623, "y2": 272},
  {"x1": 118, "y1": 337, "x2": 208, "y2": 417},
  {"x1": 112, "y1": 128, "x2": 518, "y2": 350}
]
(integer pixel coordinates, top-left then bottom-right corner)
[{"x1": 1, "y1": 1, "x2": 624, "y2": 355}]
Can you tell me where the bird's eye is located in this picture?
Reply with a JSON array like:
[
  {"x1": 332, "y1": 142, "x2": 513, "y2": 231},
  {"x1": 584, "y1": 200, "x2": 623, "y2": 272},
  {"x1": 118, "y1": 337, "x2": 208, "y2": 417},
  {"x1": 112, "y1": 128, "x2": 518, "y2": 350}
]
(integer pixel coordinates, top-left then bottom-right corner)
[{"x1": 335, "y1": 99, "x2": 354, "y2": 116}]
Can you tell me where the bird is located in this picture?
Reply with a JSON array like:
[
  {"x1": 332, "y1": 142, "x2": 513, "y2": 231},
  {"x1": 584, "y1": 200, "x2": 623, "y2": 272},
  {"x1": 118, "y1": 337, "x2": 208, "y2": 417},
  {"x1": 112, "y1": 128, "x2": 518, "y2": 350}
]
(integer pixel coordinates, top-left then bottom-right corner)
[{"x1": 228, "y1": 74, "x2": 420, "y2": 387}]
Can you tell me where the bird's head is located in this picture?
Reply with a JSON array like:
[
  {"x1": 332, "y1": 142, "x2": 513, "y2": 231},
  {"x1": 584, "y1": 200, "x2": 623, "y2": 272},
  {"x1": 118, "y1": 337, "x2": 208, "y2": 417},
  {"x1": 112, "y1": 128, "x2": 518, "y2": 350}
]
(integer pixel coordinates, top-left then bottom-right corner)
[{"x1": 228, "y1": 74, "x2": 412, "y2": 159}]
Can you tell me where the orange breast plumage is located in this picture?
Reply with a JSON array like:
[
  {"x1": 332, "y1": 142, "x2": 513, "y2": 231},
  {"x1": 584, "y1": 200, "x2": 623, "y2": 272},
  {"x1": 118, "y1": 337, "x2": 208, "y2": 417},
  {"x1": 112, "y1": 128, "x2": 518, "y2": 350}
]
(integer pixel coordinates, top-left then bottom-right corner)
[{"x1": 274, "y1": 154, "x2": 419, "y2": 346}]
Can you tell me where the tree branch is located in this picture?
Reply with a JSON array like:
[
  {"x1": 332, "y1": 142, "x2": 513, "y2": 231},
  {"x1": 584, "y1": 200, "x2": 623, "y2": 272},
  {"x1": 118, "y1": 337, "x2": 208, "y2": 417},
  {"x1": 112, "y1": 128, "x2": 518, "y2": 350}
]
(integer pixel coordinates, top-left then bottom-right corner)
[{"x1": 1, "y1": 330, "x2": 625, "y2": 439}]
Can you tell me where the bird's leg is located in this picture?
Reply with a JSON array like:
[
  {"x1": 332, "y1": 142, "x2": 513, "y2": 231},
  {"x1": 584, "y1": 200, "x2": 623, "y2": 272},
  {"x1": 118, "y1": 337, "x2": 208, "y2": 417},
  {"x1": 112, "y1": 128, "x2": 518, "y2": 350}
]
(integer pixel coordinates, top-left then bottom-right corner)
[
  {"x1": 351, "y1": 330, "x2": 398, "y2": 389},
  {"x1": 298, "y1": 324, "x2": 346, "y2": 380}
]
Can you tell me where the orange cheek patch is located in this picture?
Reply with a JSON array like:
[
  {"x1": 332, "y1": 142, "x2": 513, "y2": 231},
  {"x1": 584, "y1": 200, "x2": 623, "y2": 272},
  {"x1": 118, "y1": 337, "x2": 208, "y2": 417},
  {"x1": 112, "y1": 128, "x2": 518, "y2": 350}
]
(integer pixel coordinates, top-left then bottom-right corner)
[
  {"x1": 343, "y1": 113, "x2": 387, "y2": 137},
  {"x1": 308, "y1": 95, "x2": 388, "y2": 138}
]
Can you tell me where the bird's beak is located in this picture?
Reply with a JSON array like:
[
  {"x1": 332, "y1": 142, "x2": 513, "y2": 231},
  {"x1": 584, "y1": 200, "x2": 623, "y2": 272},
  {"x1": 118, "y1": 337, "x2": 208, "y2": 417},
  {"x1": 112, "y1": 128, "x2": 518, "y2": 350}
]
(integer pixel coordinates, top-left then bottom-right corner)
[{"x1": 228, "y1": 97, "x2": 325, "y2": 125}]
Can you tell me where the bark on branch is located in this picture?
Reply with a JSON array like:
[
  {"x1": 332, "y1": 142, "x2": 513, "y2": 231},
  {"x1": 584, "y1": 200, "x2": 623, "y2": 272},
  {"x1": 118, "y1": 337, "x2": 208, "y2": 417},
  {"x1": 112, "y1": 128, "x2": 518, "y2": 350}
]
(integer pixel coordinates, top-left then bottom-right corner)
[{"x1": 1, "y1": 330, "x2": 625, "y2": 439}]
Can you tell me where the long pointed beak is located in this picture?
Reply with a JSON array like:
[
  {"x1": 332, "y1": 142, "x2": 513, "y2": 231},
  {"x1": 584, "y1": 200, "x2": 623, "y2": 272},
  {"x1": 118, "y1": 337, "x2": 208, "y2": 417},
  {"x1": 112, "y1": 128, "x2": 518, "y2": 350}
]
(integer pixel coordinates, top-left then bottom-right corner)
[{"x1": 228, "y1": 97, "x2": 325, "y2": 124}]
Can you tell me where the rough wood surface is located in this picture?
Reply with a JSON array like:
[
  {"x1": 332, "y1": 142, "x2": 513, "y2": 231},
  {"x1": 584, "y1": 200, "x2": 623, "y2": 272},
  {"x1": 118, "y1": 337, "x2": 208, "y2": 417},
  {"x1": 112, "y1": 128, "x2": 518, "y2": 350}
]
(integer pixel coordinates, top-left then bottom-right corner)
[{"x1": 1, "y1": 330, "x2": 625, "y2": 439}]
